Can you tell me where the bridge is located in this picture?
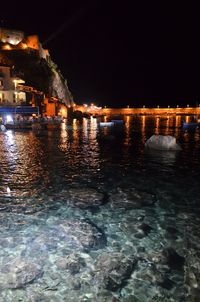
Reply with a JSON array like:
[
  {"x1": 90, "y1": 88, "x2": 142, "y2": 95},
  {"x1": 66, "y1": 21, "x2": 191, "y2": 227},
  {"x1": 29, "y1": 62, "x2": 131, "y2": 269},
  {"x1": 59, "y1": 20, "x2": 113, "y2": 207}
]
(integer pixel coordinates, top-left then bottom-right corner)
[{"x1": 75, "y1": 105, "x2": 200, "y2": 116}]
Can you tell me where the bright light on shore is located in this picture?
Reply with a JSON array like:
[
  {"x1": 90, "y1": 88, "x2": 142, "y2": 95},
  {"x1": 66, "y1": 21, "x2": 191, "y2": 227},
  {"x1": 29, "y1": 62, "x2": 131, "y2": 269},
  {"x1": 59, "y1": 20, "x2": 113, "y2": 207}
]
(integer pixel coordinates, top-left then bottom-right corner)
[{"x1": 6, "y1": 115, "x2": 13, "y2": 123}]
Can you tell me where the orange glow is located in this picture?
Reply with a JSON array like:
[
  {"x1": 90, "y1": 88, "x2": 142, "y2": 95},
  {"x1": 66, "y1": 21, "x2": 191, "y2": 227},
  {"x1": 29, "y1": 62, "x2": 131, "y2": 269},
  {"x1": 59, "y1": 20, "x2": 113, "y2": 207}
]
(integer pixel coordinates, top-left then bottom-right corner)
[
  {"x1": 22, "y1": 43, "x2": 27, "y2": 49},
  {"x1": 3, "y1": 44, "x2": 11, "y2": 50},
  {"x1": 155, "y1": 117, "x2": 160, "y2": 134},
  {"x1": 186, "y1": 116, "x2": 190, "y2": 123},
  {"x1": 103, "y1": 115, "x2": 107, "y2": 122}
]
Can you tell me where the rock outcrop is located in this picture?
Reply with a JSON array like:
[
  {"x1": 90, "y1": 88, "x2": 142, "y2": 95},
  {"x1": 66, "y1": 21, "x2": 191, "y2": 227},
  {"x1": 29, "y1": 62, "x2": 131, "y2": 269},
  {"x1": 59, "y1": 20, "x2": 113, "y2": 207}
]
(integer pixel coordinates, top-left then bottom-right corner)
[{"x1": 0, "y1": 50, "x2": 73, "y2": 105}]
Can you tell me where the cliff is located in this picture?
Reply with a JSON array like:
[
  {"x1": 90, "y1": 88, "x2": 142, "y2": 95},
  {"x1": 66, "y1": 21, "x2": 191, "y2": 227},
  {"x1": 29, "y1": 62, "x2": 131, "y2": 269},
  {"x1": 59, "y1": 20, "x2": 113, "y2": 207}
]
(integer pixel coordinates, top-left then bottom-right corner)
[{"x1": 0, "y1": 49, "x2": 73, "y2": 105}]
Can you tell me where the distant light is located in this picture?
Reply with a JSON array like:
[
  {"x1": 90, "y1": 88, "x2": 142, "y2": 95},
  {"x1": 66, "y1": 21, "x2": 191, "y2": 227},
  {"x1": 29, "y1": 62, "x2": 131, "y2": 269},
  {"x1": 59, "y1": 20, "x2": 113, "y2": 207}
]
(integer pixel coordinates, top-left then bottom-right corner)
[
  {"x1": 187, "y1": 104, "x2": 189, "y2": 107},
  {"x1": 4, "y1": 44, "x2": 11, "y2": 50},
  {"x1": 168, "y1": 105, "x2": 170, "y2": 108},
  {"x1": 143, "y1": 105, "x2": 145, "y2": 108},
  {"x1": 177, "y1": 105, "x2": 179, "y2": 108},
  {"x1": 22, "y1": 43, "x2": 27, "y2": 49},
  {"x1": 83, "y1": 104, "x2": 88, "y2": 107},
  {"x1": 104, "y1": 106, "x2": 106, "y2": 108},
  {"x1": 157, "y1": 105, "x2": 159, "y2": 108},
  {"x1": 6, "y1": 115, "x2": 13, "y2": 123},
  {"x1": 91, "y1": 103, "x2": 94, "y2": 106},
  {"x1": 127, "y1": 105, "x2": 129, "y2": 108}
]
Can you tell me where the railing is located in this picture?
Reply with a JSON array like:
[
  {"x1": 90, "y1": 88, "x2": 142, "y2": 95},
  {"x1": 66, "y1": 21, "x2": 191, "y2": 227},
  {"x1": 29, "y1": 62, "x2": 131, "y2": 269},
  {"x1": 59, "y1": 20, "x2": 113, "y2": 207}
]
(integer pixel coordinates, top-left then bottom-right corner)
[{"x1": 0, "y1": 101, "x2": 25, "y2": 106}]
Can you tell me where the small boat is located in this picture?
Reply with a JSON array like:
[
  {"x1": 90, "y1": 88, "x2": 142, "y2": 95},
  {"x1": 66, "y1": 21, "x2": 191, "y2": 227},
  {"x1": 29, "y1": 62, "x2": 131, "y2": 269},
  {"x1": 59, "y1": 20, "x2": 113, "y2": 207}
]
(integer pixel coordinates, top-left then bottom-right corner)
[
  {"x1": 100, "y1": 122, "x2": 114, "y2": 127},
  {"x1": 111, "y1": 120, "x2": 124, "y2": 124},
  {"x1": 182, "y1": 122, "x2": 200, "y2": 130}
]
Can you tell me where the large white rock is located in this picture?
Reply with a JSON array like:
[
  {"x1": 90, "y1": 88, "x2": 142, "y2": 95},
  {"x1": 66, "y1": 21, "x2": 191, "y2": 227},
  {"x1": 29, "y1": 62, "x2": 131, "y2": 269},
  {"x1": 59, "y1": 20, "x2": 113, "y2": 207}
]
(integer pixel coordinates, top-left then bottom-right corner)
[{"x1": 145, "y1": 135, "x2": 181, "y2": 150}]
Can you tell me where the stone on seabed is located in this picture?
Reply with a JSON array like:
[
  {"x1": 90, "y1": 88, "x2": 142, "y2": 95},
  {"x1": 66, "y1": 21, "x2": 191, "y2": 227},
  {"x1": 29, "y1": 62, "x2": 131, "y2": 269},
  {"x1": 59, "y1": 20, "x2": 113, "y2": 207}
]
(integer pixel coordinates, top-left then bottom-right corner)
[{"x1": 0, "y1": 257, "x2": 43, "y2": 289}]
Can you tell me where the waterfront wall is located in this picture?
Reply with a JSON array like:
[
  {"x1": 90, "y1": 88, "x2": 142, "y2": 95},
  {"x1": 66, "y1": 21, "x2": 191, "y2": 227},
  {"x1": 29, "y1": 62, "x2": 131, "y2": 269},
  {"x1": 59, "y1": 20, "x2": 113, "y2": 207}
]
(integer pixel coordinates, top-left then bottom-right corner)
[{"x1": 75, "y1": 106, "x2": 200, "y2": 116}]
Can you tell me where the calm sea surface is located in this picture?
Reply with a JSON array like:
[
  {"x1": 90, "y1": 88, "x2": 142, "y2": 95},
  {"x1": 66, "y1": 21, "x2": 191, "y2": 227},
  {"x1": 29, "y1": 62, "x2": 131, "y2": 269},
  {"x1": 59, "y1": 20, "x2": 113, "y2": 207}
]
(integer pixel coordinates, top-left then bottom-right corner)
[{"x1": 0, "y1": 115, "x2": 199, "y2": 301}]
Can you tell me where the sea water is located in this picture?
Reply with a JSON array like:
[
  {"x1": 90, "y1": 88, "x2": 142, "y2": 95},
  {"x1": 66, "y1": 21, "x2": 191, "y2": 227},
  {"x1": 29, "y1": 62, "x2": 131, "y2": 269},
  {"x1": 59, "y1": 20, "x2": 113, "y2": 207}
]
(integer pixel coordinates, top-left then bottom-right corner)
[{"x1": 0, "y1": 115, "x2": 199, "y2": 301}]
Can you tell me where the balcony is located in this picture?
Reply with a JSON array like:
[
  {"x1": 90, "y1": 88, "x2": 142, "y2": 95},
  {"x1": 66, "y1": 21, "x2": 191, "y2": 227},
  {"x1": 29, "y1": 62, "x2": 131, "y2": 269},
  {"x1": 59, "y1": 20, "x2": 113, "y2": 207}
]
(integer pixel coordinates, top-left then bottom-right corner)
[{"x1": 0, "y1": 100, "x2": 25, "y2": 106}]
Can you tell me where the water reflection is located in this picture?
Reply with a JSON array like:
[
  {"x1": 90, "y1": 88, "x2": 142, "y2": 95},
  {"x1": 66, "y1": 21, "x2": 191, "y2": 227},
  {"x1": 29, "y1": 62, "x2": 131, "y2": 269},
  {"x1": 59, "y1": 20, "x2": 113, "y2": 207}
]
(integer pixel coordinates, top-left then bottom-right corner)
[
  {"x1": 0, "y1": 115, "x2": 200, "y2": 301},
  {"x1": 0, "y1": 115, "x2": 199, "y2": 198},
  {"x1": 124, "y1": 115, "x2": 131, "y2": 145}
]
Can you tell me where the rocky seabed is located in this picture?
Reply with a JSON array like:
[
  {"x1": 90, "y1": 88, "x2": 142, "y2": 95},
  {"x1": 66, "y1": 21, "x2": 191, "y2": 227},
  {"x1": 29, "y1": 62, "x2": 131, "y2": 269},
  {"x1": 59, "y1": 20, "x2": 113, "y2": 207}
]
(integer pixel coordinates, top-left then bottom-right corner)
[{"x1": 0, "y1": 186, "x2": 199, "y2": 302}]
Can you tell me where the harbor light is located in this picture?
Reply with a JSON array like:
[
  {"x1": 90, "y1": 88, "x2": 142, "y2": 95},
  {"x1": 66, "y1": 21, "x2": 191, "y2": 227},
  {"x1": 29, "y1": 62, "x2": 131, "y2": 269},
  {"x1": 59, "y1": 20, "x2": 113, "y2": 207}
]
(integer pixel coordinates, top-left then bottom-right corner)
[
  {"x1": 177, "y1": 105, "x2": 179, "y2": 108},
  {"x1": 168, "y1": 105, "x2": 170, "y2": 108},
  {"x1": 187, "y1": 104, "x2": 189, "y2": 107},
  {"x1": 127, "y1": 105, "x2": 129, "y2": 108},
  {"x1": 3, "y1": 44, "x2": 11, "y2": 50},
  {"x1": 143, "y1": 105, "x2": 145, "y2": 108},
  {"x1": 6, "y1": 115, "x2": 13, "y2": 123},
  {"x1": 22, "y1": 43, "x2": 27, "y2": 49},
  {"x1": 157, "y1": 105, "x2": 159, "y2": 108}
]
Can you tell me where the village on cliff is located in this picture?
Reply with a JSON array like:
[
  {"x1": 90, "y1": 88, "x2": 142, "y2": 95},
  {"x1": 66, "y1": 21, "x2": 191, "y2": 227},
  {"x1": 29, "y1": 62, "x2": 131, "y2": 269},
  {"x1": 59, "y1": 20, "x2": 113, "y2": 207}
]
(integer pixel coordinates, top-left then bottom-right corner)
[{"x1": 0, "y1": 27, "x2": 76, "y2": 124}]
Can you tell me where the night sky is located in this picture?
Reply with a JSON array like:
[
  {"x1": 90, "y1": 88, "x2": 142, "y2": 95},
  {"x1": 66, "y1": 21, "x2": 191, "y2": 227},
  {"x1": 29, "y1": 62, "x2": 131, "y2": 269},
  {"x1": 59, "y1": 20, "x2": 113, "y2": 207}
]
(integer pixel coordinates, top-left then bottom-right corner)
[{"x1": 1, "y1": 1, "x2": 200, "y2": 107}]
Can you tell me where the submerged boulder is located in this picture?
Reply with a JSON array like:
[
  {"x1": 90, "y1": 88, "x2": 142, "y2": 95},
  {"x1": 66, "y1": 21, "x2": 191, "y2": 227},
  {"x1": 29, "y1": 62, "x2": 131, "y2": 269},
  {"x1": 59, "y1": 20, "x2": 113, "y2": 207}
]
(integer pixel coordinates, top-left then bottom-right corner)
[
  {"x1": 58, "y1": 219, "x2": 106, "y2": 250},
  {"x1": 148, "y1": 247, "x2": 185, "y2": 270},
  {"x1": 0, "y1": 257, "x2": 43, "y2": 289},
  {"x1": 109, "y1": 188, "x2": 155, "y2": 209},
  {"x1": 145, "y1": 135, "x2": 181, "y2": 151},
  {"x1": 66, "y1": 188, "x2": 105, "y2": 209},
  {"x1": 94, "y1": 253, "x2": 137, "y2": 291},
  {"x1": 56, "y1": 253, "x2": 85, "y2": 274}
]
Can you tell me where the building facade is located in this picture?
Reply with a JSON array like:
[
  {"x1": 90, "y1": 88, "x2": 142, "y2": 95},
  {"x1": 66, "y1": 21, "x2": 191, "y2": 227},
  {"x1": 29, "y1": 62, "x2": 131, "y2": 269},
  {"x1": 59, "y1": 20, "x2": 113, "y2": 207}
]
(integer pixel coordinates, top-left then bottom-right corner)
[{"x1": 0, "y1": 66, "x2": 26, "y2": 105}]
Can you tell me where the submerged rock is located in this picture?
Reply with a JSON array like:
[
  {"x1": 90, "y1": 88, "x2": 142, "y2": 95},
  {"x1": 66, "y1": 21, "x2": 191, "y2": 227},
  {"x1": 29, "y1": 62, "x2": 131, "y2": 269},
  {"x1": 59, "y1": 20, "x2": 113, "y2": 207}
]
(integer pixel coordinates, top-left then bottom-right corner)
[
  {"x1": 0, "y1": 257, "x2": 43, "y2": 289},
  {"x1": 66, "y1": 188, "x2": 106, "y2": 209},
  {"x1": 148, "y1": 247, "x2": 185, "y2": 270},
  {"x1": 56, "y1": 253, "x2": 85, "y2": 274},
  {"x1": 58, "y1": 219, "x2": 106, "y2": 250},
  {"x1": 185, "y1": 249, "x2": 200, "y2": 299},
  {"x1": 109, "y1": 188, "x2": 155, "y2": 209},
  {"x1": 94, "y1": 253, "x2": 137, "y2": 291}
]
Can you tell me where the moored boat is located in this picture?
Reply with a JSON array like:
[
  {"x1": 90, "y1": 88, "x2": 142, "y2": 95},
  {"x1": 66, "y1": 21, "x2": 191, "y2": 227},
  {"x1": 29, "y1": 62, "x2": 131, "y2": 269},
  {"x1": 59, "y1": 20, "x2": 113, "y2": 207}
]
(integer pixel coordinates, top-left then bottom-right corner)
[
  {"x1": 100, "y1": 122, "x2": 114, "y2": 127},
  {"x1": 111, "y1": 119, "x2": 124, "y2": 124},
  {"x1": 182, "y1": 122, "x2": 200, "y2": 129}
]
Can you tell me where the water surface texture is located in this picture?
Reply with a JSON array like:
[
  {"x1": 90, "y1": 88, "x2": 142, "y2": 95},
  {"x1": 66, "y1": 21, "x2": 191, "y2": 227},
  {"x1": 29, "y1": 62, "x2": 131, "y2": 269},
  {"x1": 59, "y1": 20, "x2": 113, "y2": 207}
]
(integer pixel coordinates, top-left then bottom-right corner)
[{"x1": 0, "y1": 116, "x2": 199, "y2": 302}]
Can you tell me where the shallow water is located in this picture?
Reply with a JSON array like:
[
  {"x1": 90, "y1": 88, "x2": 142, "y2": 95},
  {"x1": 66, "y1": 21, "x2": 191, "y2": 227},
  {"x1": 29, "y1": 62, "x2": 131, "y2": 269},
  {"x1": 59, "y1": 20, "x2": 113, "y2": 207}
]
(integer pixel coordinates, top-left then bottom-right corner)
[{"x1": 0, "y1": 115, "x2": 199, "y2": 301}]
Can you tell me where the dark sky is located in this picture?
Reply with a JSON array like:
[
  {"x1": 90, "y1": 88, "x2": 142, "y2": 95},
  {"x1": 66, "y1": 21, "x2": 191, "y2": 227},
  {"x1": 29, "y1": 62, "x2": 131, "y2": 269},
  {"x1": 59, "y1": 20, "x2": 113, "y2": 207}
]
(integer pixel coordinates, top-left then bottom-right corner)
[{"x1": 1, "y1": 1, "x2": 200, "y2": 107}]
